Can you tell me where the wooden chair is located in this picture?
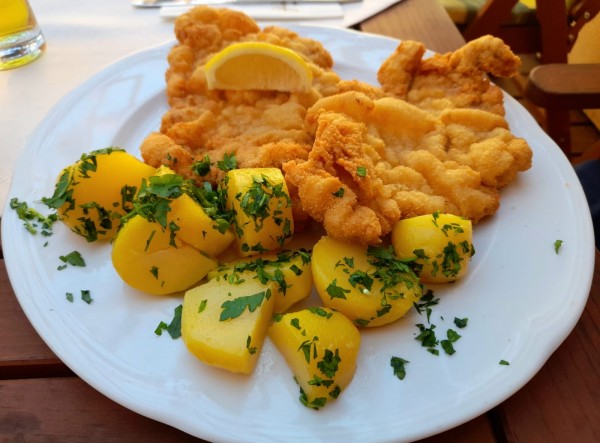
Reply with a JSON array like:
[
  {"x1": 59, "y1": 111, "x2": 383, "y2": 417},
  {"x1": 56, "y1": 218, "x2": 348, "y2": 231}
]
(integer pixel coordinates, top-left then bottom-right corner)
[
  {"x1": 456, "y1": 0, "x2": 600, "y2": 156},
  {"x1": 526, "y1": 63, "x2": 600, "y2": 160},
  {"x1": 525, "y1": 60, "x2": 600, "y2": 250}
]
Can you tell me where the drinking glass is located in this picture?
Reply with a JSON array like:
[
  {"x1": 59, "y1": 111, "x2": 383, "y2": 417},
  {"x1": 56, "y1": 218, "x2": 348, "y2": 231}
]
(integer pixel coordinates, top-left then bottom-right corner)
[{"x1": 0, "y1": 0, "x2": 45, "y2": 70}]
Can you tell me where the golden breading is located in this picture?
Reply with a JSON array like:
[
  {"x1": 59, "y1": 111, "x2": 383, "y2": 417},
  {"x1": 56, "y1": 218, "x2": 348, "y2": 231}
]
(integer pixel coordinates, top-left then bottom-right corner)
[
  {"x1": 378, "y1": 35, "x2": 521, "y2": 115},
  {"x1": 141, "y1": 7, "x2": 532, "y2": 245},
  {"x1": 141, "y1": 6, "x2": 341, "y2": 181},
  {"x1": 284, "y1": 91, "x2": 531, "y2": 244}
]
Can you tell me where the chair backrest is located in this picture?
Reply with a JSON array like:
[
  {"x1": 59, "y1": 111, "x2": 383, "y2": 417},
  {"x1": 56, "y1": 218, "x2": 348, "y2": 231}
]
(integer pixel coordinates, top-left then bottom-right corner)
[{"x1": 463, "y1": 0, "x2": 600, "y2": 62}]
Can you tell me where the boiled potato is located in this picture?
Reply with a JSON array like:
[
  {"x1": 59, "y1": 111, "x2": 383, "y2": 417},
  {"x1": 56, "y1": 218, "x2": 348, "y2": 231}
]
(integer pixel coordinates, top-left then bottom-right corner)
[
  {"x1": 111, "y1": 214, "x2": 217, "y2": 295},
  {"x1": 312, "y1": 236, "x2": 422, "y2": 327},
  {"x1": 208, "y1": 249, "x2": 313, "y2": 313},
  {"x1": 182, "y1": 278, "x2": 276, "y2": 374},
  {"x1": 391, "y1": 213, "x2": 474, "y2": 283},
  {"x1": 45, "y1": 148, "x2": 156, "y2": 241},
  {"x1": 225, "y1": 168, "x2": 294, "y2": 256},
  {"x1": 268, "y1": 308, "x2": 360, "y2": 410},
  {"x1": 155, "y1": 166, "x2": 234, "y2": 257}
]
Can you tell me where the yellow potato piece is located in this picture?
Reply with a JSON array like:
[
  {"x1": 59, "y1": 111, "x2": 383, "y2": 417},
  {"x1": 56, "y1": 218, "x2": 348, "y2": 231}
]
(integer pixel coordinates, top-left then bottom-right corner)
[
  {"x1": 225, "y1": 168, "x2": 294, "y2": 257},
  {"x1": 182, "y1": 278, "x2": 276, "y2": 374},
  {"x1": 391, "y1": 213, "x2": 475, "y2": 283},
  {"x1": 312, "y1": 236, "x2": 422, "y2": 327},
  {"x1": 154, "y1": 166, "x2": 234, "y2": 257},
  {"x1": 111, "y1": 215, "x2": 217, "y2": 295},
  {"x1": 49, "y1": 149, "x2": 156, "y2": 241},
  {"x1": 207, "y1": 249, "x2": 313, "y2": 313},
  {"x1": 268, "y1": 308, "x2": 360, "y2": 410},
  {"x1": 203, "y1": 41, "x2": 313, "y2": 92}
]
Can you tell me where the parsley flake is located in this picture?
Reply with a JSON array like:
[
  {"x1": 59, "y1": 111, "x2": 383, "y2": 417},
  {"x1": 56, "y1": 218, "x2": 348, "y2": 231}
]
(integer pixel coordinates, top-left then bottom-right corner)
[
  {"x1": 155, "y1": 305, "x2": 183, "y2": 338},
  {"x1": 81, "y1": 290, "x2": 93, "y2": 304},
  {"x1": 191, "y1": 155, "x2": 212, "y2": 176},
  {"x1": 217, "y1": 153, "x2": 237, "y2": 172},
  {"x1": 554, "y1": 239, "x2": 564, "y2": 254},
  {"x1": 220, "y1": 289, "x2": 271, "y2": 321},
  {"x1": 332, "y1": 187, "x2": 345, "y2": 198},
  {"x1": 390, "y1": 356, "x2": 409, "y2": 380},
  {"x1": 325, "y1": 279, "x2": 350, "y2": 300},
  {"x1": 454, "y1": 317, "x2": 468, "y2": 328},
  {"x1": 10, "y1": 198, "x2": 58, "y2": 236}
]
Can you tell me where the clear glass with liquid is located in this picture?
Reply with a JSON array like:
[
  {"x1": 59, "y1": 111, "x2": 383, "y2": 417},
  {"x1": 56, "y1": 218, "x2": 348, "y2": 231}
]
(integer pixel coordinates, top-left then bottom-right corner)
[{"x1": 0, "y1": 0, "x2": 45, "y2": 70}]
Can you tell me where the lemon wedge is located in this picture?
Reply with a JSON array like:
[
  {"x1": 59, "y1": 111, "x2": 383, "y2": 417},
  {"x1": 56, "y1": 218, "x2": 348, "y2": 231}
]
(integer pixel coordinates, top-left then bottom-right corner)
[{"x1": 204, "y1": 42, "x2": 313, "y2": 92}]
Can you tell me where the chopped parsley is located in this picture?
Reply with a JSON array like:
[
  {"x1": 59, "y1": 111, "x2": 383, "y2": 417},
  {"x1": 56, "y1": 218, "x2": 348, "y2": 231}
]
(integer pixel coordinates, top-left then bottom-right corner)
[
  {"x1": 58, "y1": 251, "x2": 86, "y2": 270},
  {"x1": 415, "y1": 323, "x2": 439, "y2": 351},
  {"x1": 413, "y1": 290, "x2": 439, "y2": 323},
  {"x1": 298, "y1": 336, "x2": 319, "y2": 363},
  {"x1": 499, "y1": 360, "x2": 510, "y2": 366},
  {"x1": 414, "y1": 290, "x2": 467, "y2": 356},
  {"x1": 325, "y1": 279, "x2": 350, "y2": 300},
  {"x1": 554, "y1": 239, "x2": 563, "y2": 254},
  {"x1": 454, "y1": 317, "x2": 468, "y2": 328},
  {"x1": 121, "y1": 172, "x2": 233, "y2": 244},
  {"x1": 390, "y1": 356, "x2": 409, "y2": 380},
  {"x1": 307, "y1": 307, "x2": 333, "y2": 319},
  {"x1": 217, "y1": 152, "x2": 237, "y2": 172},
  {"x1": 155, "y1": 304, "x2": 183, "y2": 339},
  {"x1": 356, "y1": 166, "x2": 367, "y2": 177},
  {"x1": 191, "y1": 155, "x2": 212, "y2": 176},
  {"x1": 317, "y1": 349, "x2": 341, "y2": 378},
  {"x1": 213, "y1": 249, "x2": 311, "y2": 296},
  {"x1": 440, "y1": 329, "x2": 461, "y2": 355},
  {"x1": 332, "y1": 187, "x2": 345, "y2": 198},
  {"x1": 219, "y1": 289, "x2": 271, "y2": 321},
  {"x1": 246, "y1": 335, "x2": 257, "y2": 355},
  {"x1": 81, "y1": 290, "x2": 93, "y2": 304},
  {"x1": 299, "y1": 385, "x2": 327, "y2": 410},
  {"x1": 41, "y1": 168, "x2": 74, "y2": 211},
  {"x1": 236, "y1": 174, "x2": 292, "y2": 241},
  {"x1": 10, "y1": 198, "x2": 58, "y2": 236}
]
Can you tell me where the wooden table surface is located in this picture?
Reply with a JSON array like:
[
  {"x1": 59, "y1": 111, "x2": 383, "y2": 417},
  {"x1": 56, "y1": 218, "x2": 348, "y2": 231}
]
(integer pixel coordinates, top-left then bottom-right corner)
[{"x1": 1, "y1": 0, "x2": 599, "y2": 441}]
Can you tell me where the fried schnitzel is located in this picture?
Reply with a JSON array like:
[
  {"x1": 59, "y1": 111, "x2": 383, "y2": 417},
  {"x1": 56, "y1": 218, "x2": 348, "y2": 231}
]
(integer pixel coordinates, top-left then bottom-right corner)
[
  {"x1": 378, "y1": 35, "x2": 521, "y2": 115},
  {"x1": 140, "y1": 6, "x2": 341, "y2": 183},
  {"x1": 283, "y1": 91, "x2": 531, "y2": 245},
  {"x1": 140, "y1": 7, "x2": 532, "y2": 245}
]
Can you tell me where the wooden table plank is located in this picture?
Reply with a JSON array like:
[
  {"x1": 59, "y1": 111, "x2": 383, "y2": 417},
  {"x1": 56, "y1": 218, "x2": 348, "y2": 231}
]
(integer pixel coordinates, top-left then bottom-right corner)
[
  {"x1": 0, "y1": 377, "x2": 496, "y2": 443},
  {"x1": 498, "y1": 252, "x2": 600, "y2": 443},
  {"x1": 0, "y1": 377, "x2": 204, "y2": 442},
  {"x1": 360, "y1": 0, "x2": 466, "y2": 53},
  {"x1": 0, "y1": 258, "x2": 66, "y2": 380}
]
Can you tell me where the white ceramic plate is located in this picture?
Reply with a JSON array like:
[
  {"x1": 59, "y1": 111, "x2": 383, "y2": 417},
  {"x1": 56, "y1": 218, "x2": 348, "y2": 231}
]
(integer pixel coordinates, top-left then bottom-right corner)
[{"x1": 2, "y1": 26, "x2": 595, "y2": 443}]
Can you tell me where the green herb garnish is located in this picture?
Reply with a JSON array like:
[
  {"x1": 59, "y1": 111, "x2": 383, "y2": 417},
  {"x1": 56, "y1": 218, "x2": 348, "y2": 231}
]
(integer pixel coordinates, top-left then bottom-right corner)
[
  {"x1": 554, "y1": 239, "x2": 563, "y2": 254},
  {"x1": 390, "y1": 356, "x2": 409, "y2": 380},
  {"x1": 58, "y1": 251, "x2": 86, "y2": 270},
  {"x1": 219, "y1": 289, "x2": 271, "y2": 321},
  {"x1": 81, "y1": 290, "x2": 93, "y2": 304}
]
